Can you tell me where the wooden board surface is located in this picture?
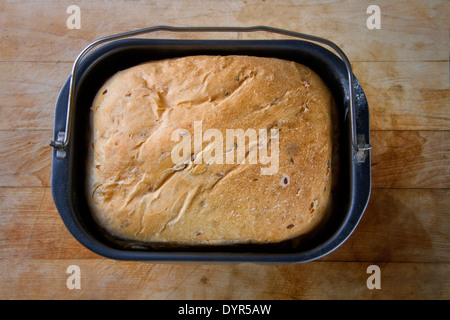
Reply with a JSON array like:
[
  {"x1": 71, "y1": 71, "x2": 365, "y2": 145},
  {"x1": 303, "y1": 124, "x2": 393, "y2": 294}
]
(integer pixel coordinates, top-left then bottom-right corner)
[{"x1": 0, "y1": 0, "x2": 449, "y2": 300}]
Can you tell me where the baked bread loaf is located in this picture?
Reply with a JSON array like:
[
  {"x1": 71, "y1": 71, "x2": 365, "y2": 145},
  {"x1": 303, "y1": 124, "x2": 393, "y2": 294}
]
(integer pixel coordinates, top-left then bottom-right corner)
[{"x1": 86, "y1": 55, "x2": 336, "y2": 245}]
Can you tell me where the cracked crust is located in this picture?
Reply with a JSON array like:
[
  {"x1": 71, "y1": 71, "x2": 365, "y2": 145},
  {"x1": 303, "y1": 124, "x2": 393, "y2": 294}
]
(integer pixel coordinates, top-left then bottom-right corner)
[{"x1": 86, "y1": 55, "x2": 336, "y2": 245}]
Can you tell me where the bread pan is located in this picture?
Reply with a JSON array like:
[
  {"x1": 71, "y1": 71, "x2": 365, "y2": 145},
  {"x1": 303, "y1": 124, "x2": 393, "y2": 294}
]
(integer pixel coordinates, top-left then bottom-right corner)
[{"x1": 50, "y1": 26, "x2": 371, "y2": 263}]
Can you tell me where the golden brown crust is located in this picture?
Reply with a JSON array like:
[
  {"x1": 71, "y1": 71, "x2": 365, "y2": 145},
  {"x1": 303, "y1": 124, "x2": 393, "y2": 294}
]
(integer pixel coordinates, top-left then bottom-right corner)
[{"x1": 86, "y1": 55, "x2": 335, "y2": 245}]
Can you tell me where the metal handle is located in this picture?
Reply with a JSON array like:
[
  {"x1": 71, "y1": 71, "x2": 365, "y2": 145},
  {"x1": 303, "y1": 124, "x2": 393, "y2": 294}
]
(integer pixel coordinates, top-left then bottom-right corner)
[{"x1": 51, "y1": 25, "x2": 371, "y2": 161}]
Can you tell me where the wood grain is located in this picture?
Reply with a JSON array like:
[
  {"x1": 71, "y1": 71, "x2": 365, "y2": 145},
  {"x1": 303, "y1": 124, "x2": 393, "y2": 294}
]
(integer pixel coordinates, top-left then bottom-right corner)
[
  {"x1": 0, "y1": 0, "x2": 447, "y2": 62},
  {"x1": 328, "y1": 188, "x2": 450, "y2": 263},
  {"x1": 1, "y1": 187, "x2": 448, "y2": 263},
  {"x1": 371, "y1": 131, "x2": 450, "y2": 189},
  {"x1": 0, "y1": 130, "x2": 52, "y2": 187},
  {"x1": 0, "y1": 62, "x2": 71, "y2": 131},
  {"x1": 0, "y1": 0, "x2": 448, "y2": 300},
  {"x1": 1, "y1": 130, "x2": 448, "y2": 189},
  {"x1": 0, "y1": 259, "x2": 448, "y2": 299},
  {"x1": 1, "y1": 61, "x2": 447, "y2": 131},
  {"x1": 0, "y1": 187, "x2": 97, "y2": 260},
  {"x1": 353, "y1": 61, "x2": 450, "y2": 131}
]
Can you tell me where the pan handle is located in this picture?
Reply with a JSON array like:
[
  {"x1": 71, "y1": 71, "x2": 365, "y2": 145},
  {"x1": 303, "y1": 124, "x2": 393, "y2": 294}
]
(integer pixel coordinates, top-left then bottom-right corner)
[{"x1": 50, "y1": 25, "x2": 371, "y2": 161}]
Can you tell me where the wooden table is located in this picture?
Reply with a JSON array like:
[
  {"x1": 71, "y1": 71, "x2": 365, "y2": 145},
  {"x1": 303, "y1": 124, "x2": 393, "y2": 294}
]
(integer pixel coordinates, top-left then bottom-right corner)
[{"x1": 0, "y1": 0, "x2": 448, "y2": 300}]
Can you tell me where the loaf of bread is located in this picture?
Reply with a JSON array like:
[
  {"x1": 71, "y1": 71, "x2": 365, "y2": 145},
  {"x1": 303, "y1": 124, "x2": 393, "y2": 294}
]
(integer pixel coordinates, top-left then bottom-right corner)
[{"x1": 86, "y1": 55, "x2": 336, "y2": 246}]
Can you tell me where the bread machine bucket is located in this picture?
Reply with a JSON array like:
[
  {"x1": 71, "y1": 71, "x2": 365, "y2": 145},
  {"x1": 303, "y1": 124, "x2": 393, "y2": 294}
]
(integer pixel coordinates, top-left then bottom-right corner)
[{"x1": 50, "y1": 26, "x2": 371, "y2": 263}]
